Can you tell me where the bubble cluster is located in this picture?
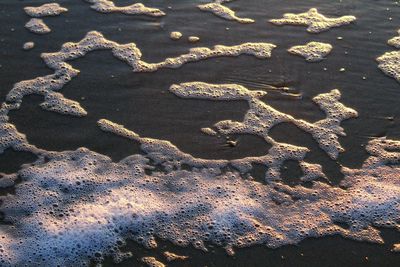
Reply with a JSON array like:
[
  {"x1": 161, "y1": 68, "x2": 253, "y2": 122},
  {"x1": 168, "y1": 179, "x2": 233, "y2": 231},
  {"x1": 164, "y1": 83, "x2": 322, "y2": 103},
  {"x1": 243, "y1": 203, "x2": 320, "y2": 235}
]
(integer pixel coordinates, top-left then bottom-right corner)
[
  {"x1": 98, "y1": 119, "x2": 228, "y2": 170},
  {"x1": 377, "y1": 30, "x2": 400, "y2": 82},
  {"x1": 0, "y1": 4, "x2": 399, "y2": 265},
  {"x1": 24, "y1": 18, "x2": 51, "y2": 34},
  {"x1": 40, "y1": 92, "x2": 88, "y2": 117},
  {"x1": 270, "y1": 8, "x2": 356, "y2": 33},
  {"x1": 96, "y1": 79, "x2": 355, "y2": 184},
  {"x1": 288, "y1": 41, "x2": 333, "y2": 62},
  {"x1": 0, "y1": 68, "x2": 398, "y2": 267},
  {"x1": 0, "y1": 32, "x2": 277, "y2": 173},
  {"x1": 170, "y1": 82, "x2": 357, "y2": 162},
  {"x1": 0, "y1": 134, "x2": 398, "y2": 266},
  {"x1": 198, "y1": 0, "x2": 255, "y2": 24},
  {"x1": 85, "y1": 0, "x2": 165, "y2": 17},
  {"x1": 0, "y1": 30, "x2": 275, "y2": 132},
  {"x1": 24, "y1": 3, "x2": 68, "y2": 17},
  {"x1": 23, "y1": 3, "x2": 67, "y2": 35},
  {"x1": 0, "y1": 120, "x2": 37, "y2": 154},
  {"x1": 377, "y1": 51, "x2": 400, "y2": 82},
  {"x1": 362, "y1": 137, "x2": 400, "y2": 168}
]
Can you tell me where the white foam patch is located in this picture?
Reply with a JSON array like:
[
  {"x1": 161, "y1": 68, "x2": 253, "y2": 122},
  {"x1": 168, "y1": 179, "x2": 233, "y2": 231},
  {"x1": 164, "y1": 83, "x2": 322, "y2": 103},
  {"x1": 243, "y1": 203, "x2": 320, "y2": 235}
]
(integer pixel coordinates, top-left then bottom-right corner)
[
  {"x1": 85, "y1": 0, "x2": 165, "y2": 17},
  {"x1": 25, "y1": 18, "x2": 51, "y2": 34},
  {"x1": 377, "y1": 51, "x2": 400, "y2": 82},
  {"x1": 169, "y1": 82, "x2": 357, "y2": 161},
  {"x1": 0, "y1": 121, "x2": 37, "y2": 154},
  {"x1": 98, "y1": 117, "x2": 325, "y2": 184},
  {"x1": 362, "y1": 138, "x2": 400, "y2": 168},
  {"x1": 0, "y1": 135, "x2": 398, "y2": 266},
  {"x1": 0, "y1": 32, "x2": 275, "y2": 163},
  {"x1": 0, "y1": 8, "x2": 398, "y2": 264},
  {"x1": 270, "y1": 8, "x2": 356, "y2": 33},
  {"x1": 40, "y1": 92, "x2": 88, "y2": 117},
  {"x1": 198, "y1": 0, "x2": 255, "y2": 24},
  {"x1": 24, "y1": 3, "x2": 68, "y2": 17},
  {"x1": 97, "y1": 119, "x2": 228, "y2": 170},
  {"x1": 103, "y1": 77, "x2": 351, "y2": 183},
  {"x1": 1, "y1": 31, "x2": 275, "y2": 121},
  {"x1": 0, "y1": 67, "x2": 397, "y2": 265},
  {"x1": 377, "y1": 30, "x2": 400, "y2": 82},
  {"x1": 388, "y1": 29, "x2": 400, "y2": 48},
  {"x1": 288, "y1": 41, "x2": 332, "y2": 62}
]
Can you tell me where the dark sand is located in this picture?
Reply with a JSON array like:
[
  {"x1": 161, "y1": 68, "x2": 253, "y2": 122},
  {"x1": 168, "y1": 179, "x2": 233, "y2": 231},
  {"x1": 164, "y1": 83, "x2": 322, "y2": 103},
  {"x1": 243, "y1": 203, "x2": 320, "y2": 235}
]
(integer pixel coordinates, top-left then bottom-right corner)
[{"x1": 1, "y1": 0, "x2": 400, "y2": 266}]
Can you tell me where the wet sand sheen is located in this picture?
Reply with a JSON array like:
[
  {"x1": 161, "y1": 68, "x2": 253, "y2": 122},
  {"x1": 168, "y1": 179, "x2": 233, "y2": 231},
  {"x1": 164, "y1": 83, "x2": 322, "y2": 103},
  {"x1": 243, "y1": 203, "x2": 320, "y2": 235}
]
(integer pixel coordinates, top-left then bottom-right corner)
[{"x1": 0, "y1": 0, "x2": 400, "y2": 266}]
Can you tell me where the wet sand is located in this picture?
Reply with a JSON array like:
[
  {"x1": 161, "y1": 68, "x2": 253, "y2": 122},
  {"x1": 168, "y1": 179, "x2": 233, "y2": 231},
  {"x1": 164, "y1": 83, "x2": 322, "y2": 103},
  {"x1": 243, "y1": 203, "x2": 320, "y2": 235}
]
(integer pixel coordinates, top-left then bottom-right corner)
[{"x1": 1, "y1": 0, "x2": 400, "y2": 266}]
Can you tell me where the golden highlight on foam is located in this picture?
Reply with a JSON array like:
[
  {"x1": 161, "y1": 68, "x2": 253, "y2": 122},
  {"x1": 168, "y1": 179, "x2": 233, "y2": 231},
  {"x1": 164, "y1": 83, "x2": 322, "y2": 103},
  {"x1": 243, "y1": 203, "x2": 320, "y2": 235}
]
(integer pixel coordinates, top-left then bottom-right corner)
[
  {"x1": 85, "y1": 0, "x2": 165, "y2": 17},
  {"x1": 270, "y1": 8, "x2": 356, "y2": 33},
  {"x1": 388, "y1": 29, "x2": 400, "y2": 48},
  {"x1": 25, "y1": 18, "x2": 51, "y2": 34},
  {"x1": 0, "y1": 2, "x2": 399, "y2": 266},
  {"x1": 377, "y1": 30, "x2": 400, "y2": 83},
  {"x1": 24, "y1": 3, "x2": 68, "y2": 17},
  {"x1": 198, "y1": 0, "x2": 255, "y2": 24},
  {"x1": 288, "y1": 41, "x2": 333, "y2": 62}
]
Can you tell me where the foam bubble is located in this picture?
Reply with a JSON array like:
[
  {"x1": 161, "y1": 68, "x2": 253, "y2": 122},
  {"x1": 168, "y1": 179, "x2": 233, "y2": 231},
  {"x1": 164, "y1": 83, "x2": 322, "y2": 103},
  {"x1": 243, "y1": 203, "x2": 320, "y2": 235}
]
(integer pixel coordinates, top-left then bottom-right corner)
[
  {"x1": 188, "y1": 36, "x2": 200, "y2": 43},
  {"x1": 170, "y1": 31, "x2": 182, "y2": 40},
  {"x1": 24, "y1": 3, "x2": 68, "y2": 17},
  {"x1": 85, "y1": 0, "x2": 165, "y2": 17},
  {"x1": 23, "y1": 42, "x2": 35, "y2": 51},
  {"x1": 270, "y1": 8, "x2": 356, "y2": 33},
  {"x1": 198, "y1": 0, "x2": 255, "y2": 24},
  {"x1": 25, "y1": 18, "x2": 51, "y2": 34},
  {"x1": 288, "y1": 41, "x2": 332, "y2": 62}
]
